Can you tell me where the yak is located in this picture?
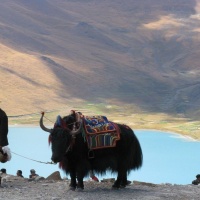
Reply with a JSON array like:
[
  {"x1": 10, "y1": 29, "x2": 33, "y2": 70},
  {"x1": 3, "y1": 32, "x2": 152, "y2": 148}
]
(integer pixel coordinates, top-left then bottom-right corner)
[{"x1": 40, "y1": 111, "x2": 143, "y2": 190}]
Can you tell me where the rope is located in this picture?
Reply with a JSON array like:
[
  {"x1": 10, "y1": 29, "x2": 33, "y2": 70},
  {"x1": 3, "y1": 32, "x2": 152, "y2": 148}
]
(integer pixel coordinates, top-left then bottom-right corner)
[
  {"x1": 8, "y1": 111, "x2": 49, "y2": 118},
  {"x1": 44, "y1": 115, "x2": 55, "y2": 124},
  {"x1": 7, "y1": 106, "x2": 72, "y2": 118},
  {"x1": 9, "y1": 110, "x2": 76, "y2": 165},
  {"x1": 8, "y1": 111, "x2": 56, "y2": 124},
  {"x1": 11, "y1": 151, "x2": 56, "y2": 165}
]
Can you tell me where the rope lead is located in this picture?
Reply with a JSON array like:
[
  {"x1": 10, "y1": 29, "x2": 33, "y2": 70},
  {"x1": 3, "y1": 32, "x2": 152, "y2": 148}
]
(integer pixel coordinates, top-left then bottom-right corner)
[{"x1": 11, "y1": 151, "x2": 56, "y2": 165}]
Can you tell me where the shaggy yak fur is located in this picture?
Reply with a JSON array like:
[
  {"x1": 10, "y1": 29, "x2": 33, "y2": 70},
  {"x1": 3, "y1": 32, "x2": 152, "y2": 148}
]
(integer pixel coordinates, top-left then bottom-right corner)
[{"x1": 40, "y1": 112, "x2": 143, "y2": 190}]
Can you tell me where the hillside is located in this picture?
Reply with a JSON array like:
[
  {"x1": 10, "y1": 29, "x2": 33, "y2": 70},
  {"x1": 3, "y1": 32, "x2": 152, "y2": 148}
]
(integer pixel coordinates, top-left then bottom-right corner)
[{"x1": 0, "y1": 0, "x2": 200, "y2": 137}]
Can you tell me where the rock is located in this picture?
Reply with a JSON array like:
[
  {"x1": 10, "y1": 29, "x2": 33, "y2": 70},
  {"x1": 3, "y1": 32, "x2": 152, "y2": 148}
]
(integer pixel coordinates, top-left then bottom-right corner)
[
  {"x1": 133, "y1": 181, "x2": 158, "y2": 187},
  {"x1": 101, "y1": 178, "x2": 115, "y2": 183},
  {"x1": 46, "y1": 171, "x2": 62, "y2": 181},
  {"x1": 1, "y1": 174, "x2": 25, "y2": 183},
  {"x1": 35, "y1": 176, "x2": 45, "y2": 181}
]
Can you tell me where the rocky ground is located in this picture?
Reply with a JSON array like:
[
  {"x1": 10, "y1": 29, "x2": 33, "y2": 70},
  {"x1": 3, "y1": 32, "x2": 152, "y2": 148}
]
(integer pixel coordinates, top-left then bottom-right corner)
[{"x1": 0, "y1": 174, "x2": 199, "y2": 200}]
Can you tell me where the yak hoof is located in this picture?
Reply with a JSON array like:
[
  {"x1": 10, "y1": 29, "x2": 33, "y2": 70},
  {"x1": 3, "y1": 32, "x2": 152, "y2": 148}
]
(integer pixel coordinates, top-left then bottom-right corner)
[
  {"x1": 76, "y1": 187, "x2": 84, "y2": 192},
  {"x1": 68, "y1": 186, "x2": 76, "y2": 191},
  {"x1": 112, "y1": 185, "x2": 120, "y2": 190},
  {"x1": 126, "y1": 180, "x2": 132, "y2": 185}
]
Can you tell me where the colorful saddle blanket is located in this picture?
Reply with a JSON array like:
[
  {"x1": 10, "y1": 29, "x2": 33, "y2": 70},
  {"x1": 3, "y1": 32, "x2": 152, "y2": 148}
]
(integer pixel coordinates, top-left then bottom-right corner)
[{"x1": 82, "y1": 115, "x2": 120, "y2": 150}]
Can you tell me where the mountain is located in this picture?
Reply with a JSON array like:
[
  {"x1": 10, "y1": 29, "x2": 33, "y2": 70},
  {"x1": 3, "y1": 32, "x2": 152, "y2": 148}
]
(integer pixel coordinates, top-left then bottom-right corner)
[{"x1": 0, "y1": 0, "x2": 200, "y2": 120}]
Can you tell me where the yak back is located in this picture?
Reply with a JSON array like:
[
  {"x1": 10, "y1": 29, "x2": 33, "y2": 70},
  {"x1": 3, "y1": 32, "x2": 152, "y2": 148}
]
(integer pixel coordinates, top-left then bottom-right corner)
[{"x1": 86, "y1": 123, "x2": 143, "y2": 175}]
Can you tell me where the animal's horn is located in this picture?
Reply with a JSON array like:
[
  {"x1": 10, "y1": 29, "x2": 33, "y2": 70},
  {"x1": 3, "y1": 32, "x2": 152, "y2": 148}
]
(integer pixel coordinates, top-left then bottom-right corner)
[
  {"x1": 40, "y1": 112, "x2": 52, "y2": 133},
  {"x1": 70, "y1": 120, "x2": 82, "y2": 135}
]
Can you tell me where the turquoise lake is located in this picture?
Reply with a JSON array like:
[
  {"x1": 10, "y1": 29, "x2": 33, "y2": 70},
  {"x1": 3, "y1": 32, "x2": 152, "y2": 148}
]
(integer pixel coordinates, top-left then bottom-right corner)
[{"x1": 2, "y1": 127, "x2": 200, "y2": 185}]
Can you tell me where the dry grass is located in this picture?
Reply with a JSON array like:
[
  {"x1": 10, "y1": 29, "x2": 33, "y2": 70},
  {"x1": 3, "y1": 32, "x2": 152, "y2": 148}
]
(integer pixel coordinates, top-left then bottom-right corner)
[{"x1": 8, "y1": 103, "x2": 200, "y2": 140}]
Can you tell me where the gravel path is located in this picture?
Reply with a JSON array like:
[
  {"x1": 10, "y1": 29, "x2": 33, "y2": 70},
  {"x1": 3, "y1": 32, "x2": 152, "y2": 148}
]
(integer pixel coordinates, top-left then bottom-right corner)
[{"x1": 0, "y1": 177, "x2": 200, "y2": 200}]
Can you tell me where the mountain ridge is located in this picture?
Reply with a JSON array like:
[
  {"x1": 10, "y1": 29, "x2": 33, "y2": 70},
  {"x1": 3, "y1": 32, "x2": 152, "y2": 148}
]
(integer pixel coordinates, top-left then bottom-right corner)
[{"x1": 0, "y1": 0, "x2": 200, "y2": 123}]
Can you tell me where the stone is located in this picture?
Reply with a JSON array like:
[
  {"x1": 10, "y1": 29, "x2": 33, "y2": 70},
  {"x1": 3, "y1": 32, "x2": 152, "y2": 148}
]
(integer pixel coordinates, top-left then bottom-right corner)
[
  {"x1": 35, "y1": 176, "x2": 45, "y2": 181},
  {"x1": 133, "y1": 181, "x2": 158, "y2": 187},
  {"x1": 46, "y1": 171, "x2": 62, "y2": 181},
  {"x1": 101, "y1": 178, "x2": 115, "y2": 183}
]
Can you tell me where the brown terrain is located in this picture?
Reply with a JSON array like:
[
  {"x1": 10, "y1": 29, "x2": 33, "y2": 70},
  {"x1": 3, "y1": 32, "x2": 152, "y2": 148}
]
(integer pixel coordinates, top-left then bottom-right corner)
[
  {"x1": 0, "y1": 0, "x2": 200, "y2": 139},
  {"x1": 0, "y1": 174, "x2": 200, "y2": 200}
]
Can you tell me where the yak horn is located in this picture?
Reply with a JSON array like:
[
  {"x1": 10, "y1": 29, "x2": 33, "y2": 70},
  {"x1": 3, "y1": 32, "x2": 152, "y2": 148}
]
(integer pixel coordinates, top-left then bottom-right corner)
[
  {"x1": 40, "y1": 112, "x2": 52, "y2": 133},
  {"x1": 70, "y1": 120, "x2": 82, "y2": 135}
]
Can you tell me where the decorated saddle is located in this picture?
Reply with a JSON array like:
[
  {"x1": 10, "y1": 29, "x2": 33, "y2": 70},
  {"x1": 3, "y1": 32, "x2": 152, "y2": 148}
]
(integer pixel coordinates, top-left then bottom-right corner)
[{"x1": 82, "y1": 115, "x2": 120, "y2": 150}]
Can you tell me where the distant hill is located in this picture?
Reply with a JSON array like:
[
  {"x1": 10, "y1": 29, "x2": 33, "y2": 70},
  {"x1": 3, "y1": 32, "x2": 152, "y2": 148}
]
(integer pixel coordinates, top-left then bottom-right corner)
[{"x1": 0, "y1": 0, "x2": 200, "y2": 120}]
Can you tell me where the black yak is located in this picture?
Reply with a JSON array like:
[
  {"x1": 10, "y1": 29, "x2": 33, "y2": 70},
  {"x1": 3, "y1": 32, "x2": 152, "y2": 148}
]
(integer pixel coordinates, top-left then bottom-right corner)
[{"x1": 40, "y1": 111, "x2": 143, "y2": 190}]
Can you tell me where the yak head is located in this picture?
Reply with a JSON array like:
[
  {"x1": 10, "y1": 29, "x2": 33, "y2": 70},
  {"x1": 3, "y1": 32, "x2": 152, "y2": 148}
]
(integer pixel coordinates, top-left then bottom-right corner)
[{"x1": 39, "y1": 112, "x2": 82, "y2": 163}]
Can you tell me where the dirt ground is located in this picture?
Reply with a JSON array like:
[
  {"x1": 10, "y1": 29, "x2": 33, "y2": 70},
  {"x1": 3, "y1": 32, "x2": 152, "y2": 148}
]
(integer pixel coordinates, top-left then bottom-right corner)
[{"x1": 0, "y1": 176, "x2": 199, "y2": 200}]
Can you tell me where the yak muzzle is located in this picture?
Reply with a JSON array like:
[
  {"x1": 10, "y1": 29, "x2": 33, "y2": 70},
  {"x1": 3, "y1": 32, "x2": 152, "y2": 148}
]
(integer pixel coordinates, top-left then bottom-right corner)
[{"x1": 51, "y1": 155, "x2": 62, "y2": 164}]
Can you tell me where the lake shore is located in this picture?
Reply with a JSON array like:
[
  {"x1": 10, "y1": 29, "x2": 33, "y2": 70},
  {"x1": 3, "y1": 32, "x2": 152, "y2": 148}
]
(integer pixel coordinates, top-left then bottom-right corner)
[
  {"x1": 9, "y1": 124, "x2": 199, "y2": 142},
  {"x1": 8, "y1": 110, "x2": 200, "y2": 141}
]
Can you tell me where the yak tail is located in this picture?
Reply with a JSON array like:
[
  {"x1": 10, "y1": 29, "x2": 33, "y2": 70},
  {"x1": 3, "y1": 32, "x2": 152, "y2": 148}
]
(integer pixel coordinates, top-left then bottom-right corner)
[{"x1": 129, "y1": 131, "x2": 143, "y2": 170}]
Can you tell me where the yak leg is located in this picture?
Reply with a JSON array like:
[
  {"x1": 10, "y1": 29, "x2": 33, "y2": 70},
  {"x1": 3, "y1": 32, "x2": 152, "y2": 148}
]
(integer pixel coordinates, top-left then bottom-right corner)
[
  {"x1": 120, "y1": 171, "x2": 128, "y2": 188},
  {"x1": 121, "y1": 172, "x2": 132, "y2": 187},
  {"x1": 69, "y1": 170, "x2": 77, "y2": 191},
  {"x1": 76, "y1": 167, "x2": 85, "y2": 190},
  {"x1": 76, "y1": 174, "x2": 84, "y2": 190},
  {"x1": 112, "y1": 171, "x2": 123, "y2": 189},
  {"x1": 112, "y1": 167, "x2": 127, "y2": 189}
]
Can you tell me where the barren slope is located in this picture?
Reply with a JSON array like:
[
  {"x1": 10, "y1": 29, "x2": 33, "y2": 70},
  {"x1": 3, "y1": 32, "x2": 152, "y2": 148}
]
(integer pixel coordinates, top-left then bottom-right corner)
[{"x1": 0, "y1": 0, "x2": 200, "y2": 121}]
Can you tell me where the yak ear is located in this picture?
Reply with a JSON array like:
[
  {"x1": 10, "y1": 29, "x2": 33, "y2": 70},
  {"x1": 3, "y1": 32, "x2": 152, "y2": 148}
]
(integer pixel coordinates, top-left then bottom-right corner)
[
  {"x1": 75, "y1": 112, "x2": 82, "y2": 123},
  {"x1": 70, "y1": 110, "x2": 76, "y2": 116},
  {"x1": 70, "y1": 120, "x2": 82, "y2": 135}
]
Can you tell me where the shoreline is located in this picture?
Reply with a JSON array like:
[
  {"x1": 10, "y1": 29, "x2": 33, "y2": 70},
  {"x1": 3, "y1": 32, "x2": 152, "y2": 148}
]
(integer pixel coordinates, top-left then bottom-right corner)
[
  {"x1": 135, "y1": 129, "x2": 198, "y2": 142},
  {"x1": 9, "y1": 125, "x2": 199, "y2": 142}
]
